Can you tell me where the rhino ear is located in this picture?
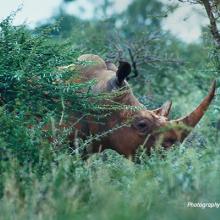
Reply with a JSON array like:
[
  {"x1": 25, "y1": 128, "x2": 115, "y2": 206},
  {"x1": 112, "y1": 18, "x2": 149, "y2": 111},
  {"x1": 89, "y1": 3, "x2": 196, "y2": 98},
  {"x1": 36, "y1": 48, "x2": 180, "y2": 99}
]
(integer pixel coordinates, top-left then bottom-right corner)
[
  {"x1": 153, "y1": 100, "x2": 172, "y2": 117},
  {"x1": 105, "y1": 61, "x2": 118, "y2": 72},
  {"x1": 116, "y1": 61, "x2": 131, "y2": 86}
]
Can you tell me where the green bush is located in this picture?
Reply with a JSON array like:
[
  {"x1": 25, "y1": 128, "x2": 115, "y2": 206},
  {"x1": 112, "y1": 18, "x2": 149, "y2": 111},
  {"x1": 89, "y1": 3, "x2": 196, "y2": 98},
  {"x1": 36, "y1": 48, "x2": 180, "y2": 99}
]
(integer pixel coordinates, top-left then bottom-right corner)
[{"x1": 0, "y1": 9, "x2": 220, "y2": 220}]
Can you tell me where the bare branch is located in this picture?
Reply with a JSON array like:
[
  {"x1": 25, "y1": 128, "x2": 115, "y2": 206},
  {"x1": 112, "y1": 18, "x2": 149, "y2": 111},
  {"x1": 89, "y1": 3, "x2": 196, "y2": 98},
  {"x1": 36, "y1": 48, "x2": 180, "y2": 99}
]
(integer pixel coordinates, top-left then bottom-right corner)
[{"x1": 127, "y1": 47, "x2": 139, "y2": 79}]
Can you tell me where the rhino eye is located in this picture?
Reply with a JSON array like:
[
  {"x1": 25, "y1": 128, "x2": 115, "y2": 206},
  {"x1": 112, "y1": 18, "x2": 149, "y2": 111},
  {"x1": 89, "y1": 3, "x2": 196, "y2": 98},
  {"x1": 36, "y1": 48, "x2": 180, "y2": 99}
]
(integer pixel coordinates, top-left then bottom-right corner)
[{"x1": 136, "y1": 121, "x2": 148, "y2": 133}]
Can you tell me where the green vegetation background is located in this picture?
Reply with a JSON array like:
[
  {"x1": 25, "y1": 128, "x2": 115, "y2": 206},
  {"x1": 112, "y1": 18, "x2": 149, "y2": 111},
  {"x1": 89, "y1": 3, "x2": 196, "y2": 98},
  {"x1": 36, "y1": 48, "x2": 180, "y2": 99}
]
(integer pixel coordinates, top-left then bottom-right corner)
[{"x1": 0, "y1": 1, "x2": 220, "y2": 219}]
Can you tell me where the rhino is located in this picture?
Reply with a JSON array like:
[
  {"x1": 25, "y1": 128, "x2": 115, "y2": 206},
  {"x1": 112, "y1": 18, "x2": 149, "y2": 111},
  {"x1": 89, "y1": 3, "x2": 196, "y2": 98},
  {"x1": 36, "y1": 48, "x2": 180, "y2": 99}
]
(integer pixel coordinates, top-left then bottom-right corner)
[{"x1": 61, "y1": 54, "x2": 216, "y2": 157}]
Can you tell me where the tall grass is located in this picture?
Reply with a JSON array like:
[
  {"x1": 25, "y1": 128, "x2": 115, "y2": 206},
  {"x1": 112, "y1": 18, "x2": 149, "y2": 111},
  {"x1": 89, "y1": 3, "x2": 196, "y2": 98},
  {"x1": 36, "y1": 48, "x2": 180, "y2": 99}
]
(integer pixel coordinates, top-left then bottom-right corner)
[{"x1": 1, "y1": 140, "x2": 220, "y2": 220}]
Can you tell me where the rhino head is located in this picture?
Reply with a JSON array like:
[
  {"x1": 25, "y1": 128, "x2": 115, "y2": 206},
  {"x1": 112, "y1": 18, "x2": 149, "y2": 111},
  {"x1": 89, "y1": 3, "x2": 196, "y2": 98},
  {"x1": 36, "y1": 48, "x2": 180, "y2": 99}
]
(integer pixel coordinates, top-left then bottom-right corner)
[{"x1": 73, "y1": 54, "x2": 216, "y2": 157}]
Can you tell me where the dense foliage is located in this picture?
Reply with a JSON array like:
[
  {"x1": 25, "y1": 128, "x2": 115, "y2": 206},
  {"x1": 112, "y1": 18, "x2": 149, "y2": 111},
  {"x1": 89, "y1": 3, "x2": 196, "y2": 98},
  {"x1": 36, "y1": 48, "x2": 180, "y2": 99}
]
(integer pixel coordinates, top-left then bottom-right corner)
[{"x1": 0, "y1": 0, "x2": 220, "y2": 219}]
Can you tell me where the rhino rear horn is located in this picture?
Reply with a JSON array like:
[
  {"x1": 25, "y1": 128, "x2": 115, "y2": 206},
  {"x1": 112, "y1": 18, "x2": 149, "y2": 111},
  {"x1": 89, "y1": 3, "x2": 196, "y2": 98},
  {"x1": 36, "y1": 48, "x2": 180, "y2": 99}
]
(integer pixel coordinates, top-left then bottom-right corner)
[
  {"x1": 116, "y1": 61, "x2": 131, "y2": 86},
  {"x1": 153, "y1": 100, "x2": 172, "y2": 117}
]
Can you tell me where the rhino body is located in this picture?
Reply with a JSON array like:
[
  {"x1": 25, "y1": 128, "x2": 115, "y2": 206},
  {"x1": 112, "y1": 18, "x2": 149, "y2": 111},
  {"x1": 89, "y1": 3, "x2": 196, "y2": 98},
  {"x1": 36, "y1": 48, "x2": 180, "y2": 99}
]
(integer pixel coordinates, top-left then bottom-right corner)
[{"x1": 62, "y1": 54, "x2": 216, "y2": 157}]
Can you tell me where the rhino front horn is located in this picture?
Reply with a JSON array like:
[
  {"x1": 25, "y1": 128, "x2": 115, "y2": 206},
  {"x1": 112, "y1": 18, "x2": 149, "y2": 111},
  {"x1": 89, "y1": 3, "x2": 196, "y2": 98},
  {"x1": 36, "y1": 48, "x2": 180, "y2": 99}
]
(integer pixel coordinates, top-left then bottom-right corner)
[
  {"x1": 116, "y1": 61, "x2": 131, "y2": 86},
  {"x1": 169, "y1": 80, "x2": 216, "y2": 141}
]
